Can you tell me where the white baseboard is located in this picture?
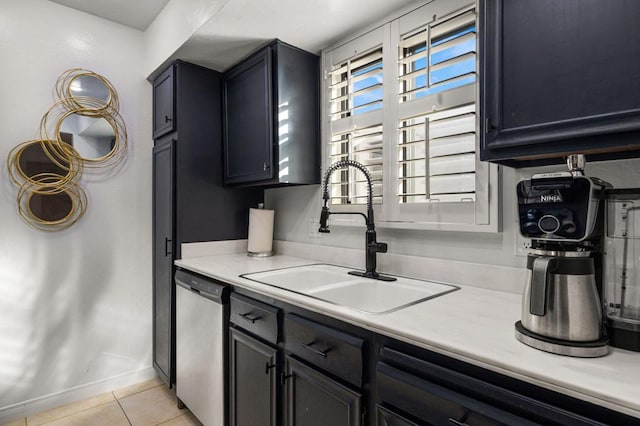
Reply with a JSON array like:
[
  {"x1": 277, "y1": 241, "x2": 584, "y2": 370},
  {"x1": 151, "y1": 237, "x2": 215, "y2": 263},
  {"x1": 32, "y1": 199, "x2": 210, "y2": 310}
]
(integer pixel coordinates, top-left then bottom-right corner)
[{"x1": 0, "y1": 367, "x2": 157, "y2": 424}]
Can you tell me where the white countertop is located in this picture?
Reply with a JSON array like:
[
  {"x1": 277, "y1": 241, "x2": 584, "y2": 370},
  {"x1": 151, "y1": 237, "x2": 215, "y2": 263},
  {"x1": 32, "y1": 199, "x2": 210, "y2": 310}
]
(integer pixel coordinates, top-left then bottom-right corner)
[{"x1": 176, "y1": 252, "x2": 640, "y2": 418}]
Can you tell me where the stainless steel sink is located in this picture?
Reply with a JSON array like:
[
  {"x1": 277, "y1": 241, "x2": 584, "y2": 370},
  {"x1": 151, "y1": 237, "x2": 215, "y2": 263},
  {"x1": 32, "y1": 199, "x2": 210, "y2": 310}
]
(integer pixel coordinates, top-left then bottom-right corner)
[{"x1": 240, "y1": 264, "x2": 458, "y2": 314}]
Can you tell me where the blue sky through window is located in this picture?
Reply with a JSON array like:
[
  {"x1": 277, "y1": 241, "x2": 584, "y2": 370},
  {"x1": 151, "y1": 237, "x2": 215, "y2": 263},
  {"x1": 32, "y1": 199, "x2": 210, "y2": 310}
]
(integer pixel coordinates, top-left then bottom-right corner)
[
  {"x1": 352, "y1": 60, "x2": 383, "y2": 115},
  {"x1": 403, "y1": 24, "x2": 476, "y2": 99}
]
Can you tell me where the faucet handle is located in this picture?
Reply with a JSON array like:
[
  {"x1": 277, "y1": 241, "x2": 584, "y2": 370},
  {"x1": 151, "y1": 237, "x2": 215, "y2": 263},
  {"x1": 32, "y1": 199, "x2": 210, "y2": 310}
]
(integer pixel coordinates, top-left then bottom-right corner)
[
  {"x1": 318, "y1": 206, "x2": 331, "y2": 233},
  {"x1": 369, "y1": 241, "x2": 388, "y2": 253}
]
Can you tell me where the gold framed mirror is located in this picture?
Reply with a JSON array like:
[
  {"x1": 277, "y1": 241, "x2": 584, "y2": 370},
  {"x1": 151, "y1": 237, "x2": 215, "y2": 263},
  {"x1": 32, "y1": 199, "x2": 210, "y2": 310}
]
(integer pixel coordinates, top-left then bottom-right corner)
[
  {"x1": 7, "y1": 139, "x2": 81, "y2": 189},
  {"x1": 7, "y1": 68, "x2": 126, "y2": 231},
  {"x1": 55, "y1": 68, "x2": 119, "y2": 113},
  {"x1": 39, "y1": 98, "x2": 127, "y2": 168},
  {"x1": 17, "y1": 176, "x2": 88, "y2": 231}
]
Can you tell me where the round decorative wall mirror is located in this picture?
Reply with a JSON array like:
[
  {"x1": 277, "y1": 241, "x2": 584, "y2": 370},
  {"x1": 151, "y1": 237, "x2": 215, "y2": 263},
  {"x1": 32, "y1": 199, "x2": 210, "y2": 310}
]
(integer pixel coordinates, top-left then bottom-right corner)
[
  {"x1": 7, "y1": 68, "x2": 126, "y2": 231},
  {"x1": 57, "y1": 113, "x2": 117, "y2": 160},
  {"x1": 70, "y1": 75, "x2": 111, "y2": 103},
  {"x1": 55, "y1": 68, "x2": 119, "y2": 113},
  {"x1": 27, "y1": 191, "x2": 74, "y2": 223},
  {"x1": 9, "y1": 140, "x2": 77, "y2": 186}
]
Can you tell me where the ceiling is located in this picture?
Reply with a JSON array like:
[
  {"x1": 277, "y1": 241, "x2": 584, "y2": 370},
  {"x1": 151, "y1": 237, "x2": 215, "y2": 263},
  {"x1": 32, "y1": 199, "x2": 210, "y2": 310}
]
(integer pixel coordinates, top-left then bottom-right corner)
[
  {"x1": 48, "y1": 0, "x2": 419, "y2": 72},
  {"x1": 48, "y1": 0, "x2": 170, "y2": 31},
  {"x1": 175, "y1": 0, "x2": 417, "y2": 72}
]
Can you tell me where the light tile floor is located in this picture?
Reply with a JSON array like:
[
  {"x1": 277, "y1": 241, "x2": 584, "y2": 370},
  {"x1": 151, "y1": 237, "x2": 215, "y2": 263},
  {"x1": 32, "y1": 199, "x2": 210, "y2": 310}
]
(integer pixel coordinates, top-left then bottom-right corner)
[{"x1": 3, "y1": 378, "x2": 201, "y2": 426}]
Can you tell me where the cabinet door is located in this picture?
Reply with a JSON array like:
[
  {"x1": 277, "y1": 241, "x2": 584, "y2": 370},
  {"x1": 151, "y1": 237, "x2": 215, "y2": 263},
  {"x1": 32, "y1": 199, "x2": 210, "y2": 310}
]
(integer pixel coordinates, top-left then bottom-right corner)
[
  {"x1": 480, "y1": 0, "x2": 640, "y2": 166},
  {"x1": 229, "y1": 327, "x2": 278, "y2": 426},
  {"x1": 223, "y1": 47, "x2": 274, "y2": 185},
  {"x1": 284, "y1": 356, "x2": 362, "y2": 426},
  {"x1": 153, "y1": 66, "x2": 175, "y2": 139},
  {"x1": 152, "y1": 138, "x2": 175, "y2": 385}
]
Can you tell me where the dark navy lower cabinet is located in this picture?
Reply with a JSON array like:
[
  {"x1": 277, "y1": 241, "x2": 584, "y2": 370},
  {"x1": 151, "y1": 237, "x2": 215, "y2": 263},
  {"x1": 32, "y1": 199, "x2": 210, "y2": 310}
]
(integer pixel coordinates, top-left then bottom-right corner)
[
  {"x1": 376, "y1": 343, "x2": 640, "y2": 426},
  {"x1": 480, "y1": 0, "x2": 640, "y2": 167},
  {"x1": 284, "y1": 356, "x2": 362, "y2": 426},
  {"x1": 375, "y1": 405, "x2": 419, "y2": 426},
  {"x1": 229, "y1": 327, "x2": 278, "y2": 426},
  {"x1": 224, "y1": 288, "x2": 639, "y2": 426}
]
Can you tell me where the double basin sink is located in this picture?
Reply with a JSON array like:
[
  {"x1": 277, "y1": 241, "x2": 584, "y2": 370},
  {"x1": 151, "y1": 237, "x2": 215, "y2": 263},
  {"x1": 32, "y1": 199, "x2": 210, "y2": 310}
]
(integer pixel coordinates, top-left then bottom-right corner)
[{"x1": 241, "y1": 264, "x2": 458, "y2": 314}]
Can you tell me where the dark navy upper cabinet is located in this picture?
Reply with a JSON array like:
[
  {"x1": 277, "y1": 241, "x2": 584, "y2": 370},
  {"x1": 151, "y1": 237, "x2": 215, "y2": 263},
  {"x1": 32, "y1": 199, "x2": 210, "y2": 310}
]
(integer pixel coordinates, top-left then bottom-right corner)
[
  {"x1": 153, "y1": 66, "x2": 175, "y2": 139},
  {"x1": 480, "y1": 0, "x2": 640, "y2": 167},
  {"x1": 223, "y1": 40, "x2": 320, "y2": 187}
]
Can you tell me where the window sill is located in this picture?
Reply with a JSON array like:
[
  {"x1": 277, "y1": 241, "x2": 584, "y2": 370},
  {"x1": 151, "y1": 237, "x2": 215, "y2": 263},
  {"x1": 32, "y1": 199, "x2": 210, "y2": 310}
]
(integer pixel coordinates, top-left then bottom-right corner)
[{"x1": 328, "y1": 215, "x2": 501, "y2": 233}]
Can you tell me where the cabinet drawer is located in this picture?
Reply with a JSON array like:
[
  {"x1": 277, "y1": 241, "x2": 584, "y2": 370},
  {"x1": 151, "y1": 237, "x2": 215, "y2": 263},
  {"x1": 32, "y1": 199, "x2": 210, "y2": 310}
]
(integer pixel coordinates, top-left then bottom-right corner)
[
  {"x1": 284, "y1": 313, "x2": 363, "y2": 388},
  {"x1": 376, "y1": 405, "x2": 419, "y2": 426},
  {"x1": 378, "y1": 347, "x2": 604, "y2": 425},
  {"x1": 230, "y1": 293, "x2": 280, "y2": 344},
  {"x1": 377, "y1": 362, "x2": 536, "y2": 426}
]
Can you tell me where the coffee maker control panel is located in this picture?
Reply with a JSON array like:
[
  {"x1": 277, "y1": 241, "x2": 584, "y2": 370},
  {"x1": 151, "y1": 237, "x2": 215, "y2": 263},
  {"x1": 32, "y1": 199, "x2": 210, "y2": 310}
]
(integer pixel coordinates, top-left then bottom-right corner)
[{"x1": 517, "y1": 174, "x2": 602, "y2": 242}]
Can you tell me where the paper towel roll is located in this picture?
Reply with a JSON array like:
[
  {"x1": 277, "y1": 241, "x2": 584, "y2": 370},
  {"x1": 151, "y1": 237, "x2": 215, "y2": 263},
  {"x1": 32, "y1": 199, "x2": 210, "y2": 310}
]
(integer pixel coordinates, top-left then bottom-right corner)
[{"x1": 248, "y1": 207, "x2": 274, "y2": 257}]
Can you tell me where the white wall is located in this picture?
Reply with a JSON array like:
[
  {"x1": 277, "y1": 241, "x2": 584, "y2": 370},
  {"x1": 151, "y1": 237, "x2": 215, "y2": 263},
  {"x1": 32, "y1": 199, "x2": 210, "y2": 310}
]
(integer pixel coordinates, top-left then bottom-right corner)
[
  {"x1": 266, "y1": 159, "x2": 640, "y2": 270},
  {"x1": 0, "y1": 0, "x2": 153, "y2": 416},
  {"x1": 143, "y1": 0, "x2": 228, "y2": 77}
]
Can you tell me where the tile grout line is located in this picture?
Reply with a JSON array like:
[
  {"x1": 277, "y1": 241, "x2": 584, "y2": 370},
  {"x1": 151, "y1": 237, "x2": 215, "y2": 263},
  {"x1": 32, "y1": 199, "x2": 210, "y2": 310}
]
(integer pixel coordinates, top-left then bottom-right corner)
[
  {"x1": 155, "y1": 412, "x2": 186, "y2": 426},
  {"x1": 21, "y1": 381, "x2": 165, "y2": 426},
  {"x1": 34, "y1": 399, "x2": 116, "y2": 426},
  {"x1": 113, "y1": 391, "x2": 133, "y2": 426},
  {"x1": 114, "y1": 383, "x2": 164, "y2": 400}
]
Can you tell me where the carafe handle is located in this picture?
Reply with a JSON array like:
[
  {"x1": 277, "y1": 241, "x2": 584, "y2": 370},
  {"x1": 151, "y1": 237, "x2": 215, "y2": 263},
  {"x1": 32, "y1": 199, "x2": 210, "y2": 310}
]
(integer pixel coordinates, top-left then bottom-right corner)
[{"x1": 530, "y1": 257, "x2": 551, "y2": 316}]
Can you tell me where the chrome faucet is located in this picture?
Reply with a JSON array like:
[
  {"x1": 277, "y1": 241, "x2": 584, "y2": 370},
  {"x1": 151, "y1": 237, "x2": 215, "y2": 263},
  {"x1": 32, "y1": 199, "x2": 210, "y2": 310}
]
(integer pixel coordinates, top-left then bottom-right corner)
[{"x1": 318, "y1": 159, "x2": 396, "y2": 281}]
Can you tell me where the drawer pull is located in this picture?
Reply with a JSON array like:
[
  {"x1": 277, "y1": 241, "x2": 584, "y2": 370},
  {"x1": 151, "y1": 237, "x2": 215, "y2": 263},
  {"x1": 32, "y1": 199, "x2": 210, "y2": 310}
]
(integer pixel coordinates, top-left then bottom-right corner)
[
  {"x1": 265, "y1": 362, "x2": 276, "y2": 374},
  {"x1": 238, "y1": 312, "x2": 262, "y2": 323},
  {"x1": 280, "y1": 372, "x2": 292, "y2": 386},
  {"x1": 301, "y1": 341, "x2": 330, "y2": 358}
]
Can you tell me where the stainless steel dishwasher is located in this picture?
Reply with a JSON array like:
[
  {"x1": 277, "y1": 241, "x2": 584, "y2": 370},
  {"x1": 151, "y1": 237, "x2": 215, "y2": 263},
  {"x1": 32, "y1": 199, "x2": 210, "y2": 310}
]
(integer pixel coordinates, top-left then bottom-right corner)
[{"x1": 175, "y1": 269, "x2": 229, "y2": 426}]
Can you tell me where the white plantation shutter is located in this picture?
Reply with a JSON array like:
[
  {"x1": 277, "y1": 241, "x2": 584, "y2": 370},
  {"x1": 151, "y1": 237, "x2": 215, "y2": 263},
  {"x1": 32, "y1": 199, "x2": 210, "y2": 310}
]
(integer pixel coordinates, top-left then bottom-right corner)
[
  {"x1": 328, "y1": 45, "x2": 384, "y2": 205},
  {"x1": 398, "y1": 104, "x2": 477, "y2": 203},
  {"x1": 322, "y1": 0, "x2": 498, "y2": 231},
  {"x1": 398, "y1": 9, "x2": 476, "y2": 103},
  {"x1": 397, "y1": 6, "x2": 478, "y2": 205},
  {"x1": 329, "y1": 125, "x2": 384, "y2": 205}
]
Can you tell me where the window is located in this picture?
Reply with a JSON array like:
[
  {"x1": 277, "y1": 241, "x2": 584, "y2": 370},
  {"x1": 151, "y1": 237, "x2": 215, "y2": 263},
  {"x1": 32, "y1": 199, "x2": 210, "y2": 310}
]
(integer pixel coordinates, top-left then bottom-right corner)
[
  {"x1": 326, "y1": 27, "x2": 386, "y2": 206},
  {"x1": 322, "y1": 0, "x2": 498, "y2": 232}
]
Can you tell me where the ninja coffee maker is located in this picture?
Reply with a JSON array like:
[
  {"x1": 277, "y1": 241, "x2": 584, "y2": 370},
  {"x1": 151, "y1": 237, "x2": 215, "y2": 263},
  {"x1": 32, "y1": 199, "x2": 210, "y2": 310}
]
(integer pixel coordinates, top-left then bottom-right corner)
[{"x1": 515, "y1": 155, "x2": 610, "y2": 357}]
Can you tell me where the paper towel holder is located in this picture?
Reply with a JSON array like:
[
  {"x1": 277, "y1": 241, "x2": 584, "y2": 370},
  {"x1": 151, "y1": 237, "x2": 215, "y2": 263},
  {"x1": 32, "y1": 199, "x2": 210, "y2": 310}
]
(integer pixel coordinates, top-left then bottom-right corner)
[{"x1": 248, "y1": 203, "x2": 274, "y2": 257}]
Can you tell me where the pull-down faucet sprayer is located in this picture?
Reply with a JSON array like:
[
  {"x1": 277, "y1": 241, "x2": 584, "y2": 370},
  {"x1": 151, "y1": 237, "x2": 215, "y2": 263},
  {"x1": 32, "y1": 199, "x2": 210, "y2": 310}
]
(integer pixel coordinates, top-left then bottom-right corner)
[{"x1": 319, "y1": 159, "x2": 396, "y2": 281}]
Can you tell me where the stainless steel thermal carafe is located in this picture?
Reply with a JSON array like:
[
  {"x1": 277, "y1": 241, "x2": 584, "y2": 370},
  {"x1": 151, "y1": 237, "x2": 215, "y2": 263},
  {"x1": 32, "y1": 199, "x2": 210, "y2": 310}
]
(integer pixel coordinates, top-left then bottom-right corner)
[{"x1": 521, "y1": 250, "x2": 603, "y2": 342}]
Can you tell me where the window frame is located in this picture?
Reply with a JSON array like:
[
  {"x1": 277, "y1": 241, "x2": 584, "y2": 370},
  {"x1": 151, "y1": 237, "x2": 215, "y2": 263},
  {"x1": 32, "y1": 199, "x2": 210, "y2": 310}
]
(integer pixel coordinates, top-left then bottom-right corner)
[{"x1": 321, "y1": 0, "x2": 500, "y2": 233}]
